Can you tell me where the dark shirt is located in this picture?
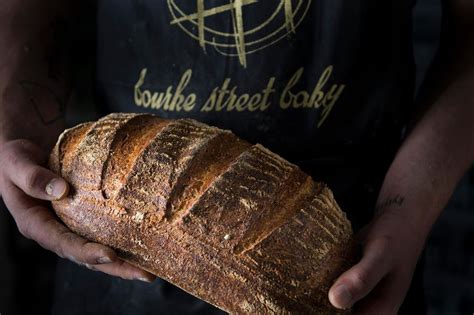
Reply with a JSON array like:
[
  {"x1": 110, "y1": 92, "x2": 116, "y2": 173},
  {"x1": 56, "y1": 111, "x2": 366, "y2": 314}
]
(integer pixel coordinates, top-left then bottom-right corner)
[{"x1": 53, "y1": 1, "x2": 425, "y2": 314}]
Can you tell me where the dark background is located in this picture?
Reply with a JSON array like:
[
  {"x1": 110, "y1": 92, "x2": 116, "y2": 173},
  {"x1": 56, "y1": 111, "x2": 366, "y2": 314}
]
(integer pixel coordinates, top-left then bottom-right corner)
[{"x1": 1, "y1": 0, "x2": 473, "y2": 314}]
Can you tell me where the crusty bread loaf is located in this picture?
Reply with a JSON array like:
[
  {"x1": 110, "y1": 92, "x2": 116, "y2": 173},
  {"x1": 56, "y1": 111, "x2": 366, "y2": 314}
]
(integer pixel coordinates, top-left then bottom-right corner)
[{"x1": 48, "y1": 112, "x2": 354, "y2": 314}]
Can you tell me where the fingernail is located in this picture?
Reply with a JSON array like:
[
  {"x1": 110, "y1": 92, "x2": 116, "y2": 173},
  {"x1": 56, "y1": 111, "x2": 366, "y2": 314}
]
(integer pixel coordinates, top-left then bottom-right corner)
[
  {"x1": 332, "y1": 285, "x2": 352, "y2": 309},
  {"x1": 97, "y1": 256, "x2": 112, "y2": 264},
  {"x1": 45, "y1": 178, "x2": 68, "y2": 199}
]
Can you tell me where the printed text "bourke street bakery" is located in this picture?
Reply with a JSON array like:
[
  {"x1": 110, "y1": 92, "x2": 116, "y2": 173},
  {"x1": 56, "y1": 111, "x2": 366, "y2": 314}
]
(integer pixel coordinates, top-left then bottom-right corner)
[{"x1": 134, "y1": 65, "x2": 345, "y2": 128}]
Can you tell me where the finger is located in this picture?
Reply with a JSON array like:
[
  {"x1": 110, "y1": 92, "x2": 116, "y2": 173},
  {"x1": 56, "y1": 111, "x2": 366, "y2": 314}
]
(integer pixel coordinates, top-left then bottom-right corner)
[
  {"x1": 86, "y1": 260, "x2": 157, "y2": 282},
  {"x1": 328, "y1": 236, "x2": 393, "y2": 310},
  {"x1": 5, "y1": 152, "x2": 69, "y2": 200},
  {"x1": 3, "y1": 183, "x2": 116, "y2": 265},
  {"x1": 354, "y1": 273, "x2": 405, "y2": 315}
]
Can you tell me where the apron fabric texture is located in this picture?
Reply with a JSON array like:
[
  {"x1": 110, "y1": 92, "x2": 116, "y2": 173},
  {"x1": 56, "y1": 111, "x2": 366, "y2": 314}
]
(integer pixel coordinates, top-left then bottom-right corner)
[{"x1": 53, "y1": 1, "x2": 426, "y2": 314}]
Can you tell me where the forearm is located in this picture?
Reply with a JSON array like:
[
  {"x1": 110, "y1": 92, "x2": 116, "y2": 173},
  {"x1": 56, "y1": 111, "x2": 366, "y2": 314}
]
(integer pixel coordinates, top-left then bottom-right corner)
[
  {"x1": 328, "y1": 73, "x2": 473, "y2": 312},
  {"x1": 0, "y1": 1, "x2": 74, "y2": 150},
  {"x1": 375, "y1": 58, "x2": 473, "y2": 245},
  {"x1": 328, "y1": 3, "x2": 474, "y2": 311}
]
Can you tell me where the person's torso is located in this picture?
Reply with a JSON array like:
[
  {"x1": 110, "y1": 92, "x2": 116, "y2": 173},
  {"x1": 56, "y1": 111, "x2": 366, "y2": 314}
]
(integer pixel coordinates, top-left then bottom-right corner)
[
  {"x1": 95, "y1": 0, "x2": 416, "y2": 225},
  {"x1": 54, "y1": 4, "x2": 424, "y2": 314},
  {"x1": 96, "y1": 0, "x2": 414, "y2": 152}
]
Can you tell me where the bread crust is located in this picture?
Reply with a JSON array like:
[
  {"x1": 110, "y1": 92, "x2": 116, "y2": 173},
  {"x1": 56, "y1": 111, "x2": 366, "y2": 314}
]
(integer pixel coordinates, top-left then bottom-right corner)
[{"x1": 49, "y1": 113, "x2": 354, "y2": 314}]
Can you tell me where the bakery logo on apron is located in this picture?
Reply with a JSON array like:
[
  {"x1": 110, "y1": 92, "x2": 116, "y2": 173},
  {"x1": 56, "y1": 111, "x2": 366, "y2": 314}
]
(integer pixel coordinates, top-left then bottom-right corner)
[
  {"x1": 133, "y1": 0, "x2": 347, "y2": 128},
  {"x1": 167, "y1": 0, "x2": 312, "y2": 68}
]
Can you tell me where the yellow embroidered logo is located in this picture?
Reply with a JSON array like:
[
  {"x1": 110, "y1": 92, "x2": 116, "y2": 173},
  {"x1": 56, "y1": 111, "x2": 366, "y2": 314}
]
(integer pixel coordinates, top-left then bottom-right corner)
[{"x1": 168, "y1": 0, "x2": 312, "y2": 68}]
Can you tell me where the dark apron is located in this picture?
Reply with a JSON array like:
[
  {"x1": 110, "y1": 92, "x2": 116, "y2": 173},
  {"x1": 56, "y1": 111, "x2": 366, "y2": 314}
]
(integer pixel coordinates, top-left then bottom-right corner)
[{"x1": 53, "y1": 1, "x2": 425, "y2": 313}]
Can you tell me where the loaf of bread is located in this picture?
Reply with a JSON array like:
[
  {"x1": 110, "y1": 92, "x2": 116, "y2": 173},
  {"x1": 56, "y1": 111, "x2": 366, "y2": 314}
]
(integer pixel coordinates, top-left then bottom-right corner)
[{"x1": 48, "y1": 113, "x2": 354, "y2": 314}]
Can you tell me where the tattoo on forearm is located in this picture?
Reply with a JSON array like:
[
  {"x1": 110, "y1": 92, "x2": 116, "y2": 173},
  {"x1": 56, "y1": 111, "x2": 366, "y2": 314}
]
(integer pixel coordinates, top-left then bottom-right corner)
[
  {"x1": 375, "y1": 194, "x2": 405, "y2": 212},
  {"x1": 19, "y1": 80, "x2": 66, "y2": 125}
]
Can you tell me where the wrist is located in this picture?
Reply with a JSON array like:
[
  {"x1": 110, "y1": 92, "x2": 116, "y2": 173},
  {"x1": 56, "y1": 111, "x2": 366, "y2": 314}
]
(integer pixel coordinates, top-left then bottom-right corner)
[
  {"x1": 374, "y1": 188, "x2": 442, "y2": 247},
  {"x1": 370, "y1": 205, "x2": 428, "y2": 261}
]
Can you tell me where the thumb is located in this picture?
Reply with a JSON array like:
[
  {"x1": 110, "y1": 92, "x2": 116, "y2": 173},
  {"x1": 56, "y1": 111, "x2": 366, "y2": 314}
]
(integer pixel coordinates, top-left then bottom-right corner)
[
  {"x1": 5, "y1": 154, "x2": 69, "y2": 201},
  {"x1": 328, "y1": 237, "x2": 392, "y2": 309}
]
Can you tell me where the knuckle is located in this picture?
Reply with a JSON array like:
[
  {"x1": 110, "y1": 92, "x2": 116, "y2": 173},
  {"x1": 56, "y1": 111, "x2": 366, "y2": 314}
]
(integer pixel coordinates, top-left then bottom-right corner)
[
  {"x1": 2, "y1": 149, "x2": 19, "y2": 169},
  {"x1": 17, "y1": 224, "x2": 29, "y2": 239},
  {"x1": 43, "y1": 222, "x2": 68, "y2": 259},
  {"x1": 54, "y1": 243, "x2": 67, "y2": 259},
  {"x1": 2, "y1": 140, "x2": 27, "y2": 156},
  {"x1": 0, "y1": 145, "x2": 24, "y2": 179},
  {"x1": 62, "y1": 231, "x2": 80, "y2": 246},
  {"x1": 1, "y1": 140, "x2": 43, "y2": 171},
  {"x1": 16, "y1": 220, "x2": 32, "y2": 240},
  {"x1": 23, "y1": 167, "x2": 44, "y2": 191},
  {"x1": 351, "y1": 268, "x2": 370, "y2": 290},
  {"x1": 54, "y1": 235, "x2": 70, "y2": 259},
  {"x1": 58, "y1": 231, "x2": 86, "y2": 261},
  {"x1": 9, "y1": 139, "x2": 34, "y2": 151},
  {"x1": 0, "y1": 141, "x2": 15, "y2": 154}
]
